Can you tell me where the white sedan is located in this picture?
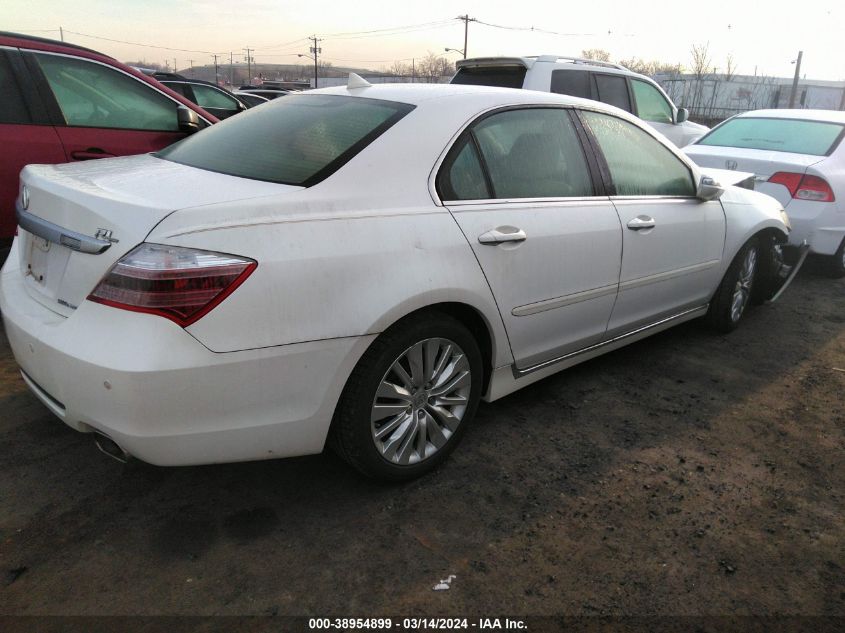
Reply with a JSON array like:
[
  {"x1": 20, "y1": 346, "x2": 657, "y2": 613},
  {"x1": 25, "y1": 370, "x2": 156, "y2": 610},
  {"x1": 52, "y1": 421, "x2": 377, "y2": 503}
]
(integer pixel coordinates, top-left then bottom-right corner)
[
  {"x1": 1, "y1": 81, "x2": 791, "y2": 480},
  {"x1": 684, "y1": 109, "x2": 845, "y2": 277}
]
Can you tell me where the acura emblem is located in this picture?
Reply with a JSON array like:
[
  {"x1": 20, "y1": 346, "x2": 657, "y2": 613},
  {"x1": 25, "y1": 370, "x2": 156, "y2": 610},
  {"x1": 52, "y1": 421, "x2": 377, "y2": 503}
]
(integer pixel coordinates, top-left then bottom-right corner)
[
  {"x1": 725, "y1": 160, "x2": 738, "y2": 170},
  {"x1": 21, "y1": 185, "x2": 29, "y2": 210}
]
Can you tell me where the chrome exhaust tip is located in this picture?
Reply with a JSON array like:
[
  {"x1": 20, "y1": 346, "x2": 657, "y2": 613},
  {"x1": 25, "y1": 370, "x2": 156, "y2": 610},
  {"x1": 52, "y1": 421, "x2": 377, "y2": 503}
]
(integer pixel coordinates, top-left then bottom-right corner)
[{"x1": 94, "y1": 433, "x2": 129, "y2": 463}]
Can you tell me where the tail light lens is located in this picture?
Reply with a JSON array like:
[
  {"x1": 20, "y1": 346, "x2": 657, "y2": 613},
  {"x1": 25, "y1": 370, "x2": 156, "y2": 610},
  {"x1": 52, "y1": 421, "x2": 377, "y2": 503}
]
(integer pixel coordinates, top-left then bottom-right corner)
[
  {"x1": 768, "y1": 172, "x2": 835, "y2": 202},
  {"x1": 88, "y1": 243, "x2": 257, "y2": 327}
]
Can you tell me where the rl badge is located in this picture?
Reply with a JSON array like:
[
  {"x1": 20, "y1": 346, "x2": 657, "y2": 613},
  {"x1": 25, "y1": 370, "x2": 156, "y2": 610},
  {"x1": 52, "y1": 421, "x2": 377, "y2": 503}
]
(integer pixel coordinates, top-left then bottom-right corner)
[{"x1": 94, "y1": 229, "x2": 119, "y2": 244}]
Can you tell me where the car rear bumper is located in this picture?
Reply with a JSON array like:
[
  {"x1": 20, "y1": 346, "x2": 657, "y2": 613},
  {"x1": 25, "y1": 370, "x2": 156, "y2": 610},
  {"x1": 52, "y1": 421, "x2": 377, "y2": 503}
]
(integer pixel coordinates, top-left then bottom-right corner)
[
  {"x1": 784, "y1": 199, "x2": 845, "y2": 255},
  {"x1": 1, "y1": 248, "x2": 373, "y2": 466}
]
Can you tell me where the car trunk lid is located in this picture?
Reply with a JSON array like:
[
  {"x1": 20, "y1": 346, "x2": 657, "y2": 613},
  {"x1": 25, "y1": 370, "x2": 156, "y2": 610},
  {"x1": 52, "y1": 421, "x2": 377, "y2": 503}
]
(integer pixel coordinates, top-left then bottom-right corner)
[
  {"x1": 684, "y1": 145, "x2": 825, "y2": 206},
  {"x1": 16, "y1": 153, "x2": 298, "y2": 316}
]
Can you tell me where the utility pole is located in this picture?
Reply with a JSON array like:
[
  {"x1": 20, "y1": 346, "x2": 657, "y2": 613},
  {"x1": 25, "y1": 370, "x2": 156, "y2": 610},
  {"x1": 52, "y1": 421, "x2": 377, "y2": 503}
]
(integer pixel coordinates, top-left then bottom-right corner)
[
  {"x1": 188, "y1": 59, "x2": 194, "y2": 76},
  {"x1": 59, "y1": 26, "x2": 64, "y2": 42},
  {"x1": 243, "y1": 47, "x2": 254, "y2": 85},
  {"x1": 309, "y1": 36, "x2": 322, "y2": 88},
  {"x1": 412, "y1": 58, "x2": 415, "y2": 83},
  {"x1": 173, "y1": 58, "x2": 177, "y2": 73},
  {"x1": 788, "y1": 50, "x2": 803, "y2": 109},
  {"x1": 230, "y1": 51, "x2": 234, "y2": 87},
  {"x1": 212, "y1": 54, "x2": 219, "y2": 85},
  {"x1": 456, "y1": 15, "x2": 475, "y2": 58}
]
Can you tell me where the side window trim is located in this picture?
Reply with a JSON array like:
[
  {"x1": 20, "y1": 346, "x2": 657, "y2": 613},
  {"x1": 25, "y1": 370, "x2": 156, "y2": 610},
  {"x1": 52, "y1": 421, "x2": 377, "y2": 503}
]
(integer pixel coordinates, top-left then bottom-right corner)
[
  {"x1": 574, "y1": 107, "x2": 697, "y2": 199},
  {"x1": 436, "y1": 105, "x2": 604, "y2": 203},
  {"x1": 19, "y1": 51, "x2": 65, "y2": 125},
  {"x1": 572, "y1": 108, "x2": 615, "y2": 195},
  {"x1": 0, "y1": 47, "x2": 33, "y2": 124}
]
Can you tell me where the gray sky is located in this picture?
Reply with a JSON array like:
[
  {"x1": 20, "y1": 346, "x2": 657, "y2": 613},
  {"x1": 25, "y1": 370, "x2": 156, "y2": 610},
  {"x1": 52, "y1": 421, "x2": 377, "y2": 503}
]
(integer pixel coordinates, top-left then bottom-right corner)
[{"x1": 4, "y1": 0, "x2": 843, "y2": 80}]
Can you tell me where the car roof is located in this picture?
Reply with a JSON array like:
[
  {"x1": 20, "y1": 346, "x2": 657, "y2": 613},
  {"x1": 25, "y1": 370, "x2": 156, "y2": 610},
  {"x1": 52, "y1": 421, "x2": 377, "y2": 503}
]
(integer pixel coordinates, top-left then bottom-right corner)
[
  {"x1": 733, "y1": 109, "x2": 845, "y2": 124},
  {"x1": 0, "y1": 31, "x2": 116, "y2": 60},
  {"x1": 312, "y1": 81, "x2": 607, "y2": 107}
]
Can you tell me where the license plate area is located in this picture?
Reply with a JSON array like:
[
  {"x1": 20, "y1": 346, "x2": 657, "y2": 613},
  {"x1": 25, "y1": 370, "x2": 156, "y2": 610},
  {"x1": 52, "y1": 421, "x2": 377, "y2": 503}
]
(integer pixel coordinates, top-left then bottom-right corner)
[{"x1": 23, "y1": 231, "x2": 72, "y2": 303}]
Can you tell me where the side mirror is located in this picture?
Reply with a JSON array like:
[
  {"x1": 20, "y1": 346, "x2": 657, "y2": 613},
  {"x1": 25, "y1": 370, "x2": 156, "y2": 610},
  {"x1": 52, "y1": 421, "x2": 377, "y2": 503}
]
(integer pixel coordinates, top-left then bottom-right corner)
[
  {"x1": 697, "y1": 175, "x2": 724, "y2": 201},
  {"x1": 177, "y1": 106, "x2": 200, "y2": 133},
  {"x1": 676, "y1": 107, "x2": 689, "y2": 124}
]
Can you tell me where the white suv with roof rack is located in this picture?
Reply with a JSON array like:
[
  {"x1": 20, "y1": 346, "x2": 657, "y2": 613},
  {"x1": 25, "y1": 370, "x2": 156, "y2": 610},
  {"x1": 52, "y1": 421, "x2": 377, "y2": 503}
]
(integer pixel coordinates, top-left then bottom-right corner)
[{"x1": 451, "y1": 55, "x2": 709, "y2": 147}]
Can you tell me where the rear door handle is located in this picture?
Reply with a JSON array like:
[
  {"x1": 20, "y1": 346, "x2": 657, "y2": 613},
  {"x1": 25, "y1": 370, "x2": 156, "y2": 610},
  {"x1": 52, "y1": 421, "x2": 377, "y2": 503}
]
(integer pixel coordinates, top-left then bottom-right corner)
[
  {"x1": 478, "y1": 226, "x2": 527, "y2": 244},
  {"x1": 71, "y1": 148, "x2": 116, "y2": 161},
  {"x1": 627, "y1": 215, "x2": 656, "y2": 230}
]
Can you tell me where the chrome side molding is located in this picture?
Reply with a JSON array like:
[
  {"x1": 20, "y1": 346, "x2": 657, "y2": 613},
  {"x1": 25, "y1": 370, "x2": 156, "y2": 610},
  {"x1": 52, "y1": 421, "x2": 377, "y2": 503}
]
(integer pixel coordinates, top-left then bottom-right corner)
[
  {"x1": 16, "y1": 204, "x2": 113, "y2": 255},
  {"x1": 513, "y1": 304, "x2": 709, "y2": 378}
]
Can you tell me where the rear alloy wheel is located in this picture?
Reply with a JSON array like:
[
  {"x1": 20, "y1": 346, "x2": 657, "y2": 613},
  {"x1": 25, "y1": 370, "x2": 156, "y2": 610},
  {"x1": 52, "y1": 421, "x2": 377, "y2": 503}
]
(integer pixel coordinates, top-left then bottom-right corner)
[
  {"x1": 824, "y1": 238, "x2": 845, "y2": 279},
  {"x1": 331, "y1": 312, "x2": 482, "y2": 481},
  {"x1": 707, "y1": 237, "x2": 759, "y2": 333}
]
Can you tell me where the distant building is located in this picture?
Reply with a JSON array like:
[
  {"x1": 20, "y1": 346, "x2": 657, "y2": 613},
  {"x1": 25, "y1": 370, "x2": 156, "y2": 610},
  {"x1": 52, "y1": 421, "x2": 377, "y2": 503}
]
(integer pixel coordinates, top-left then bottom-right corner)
[{"x1": 654, "y1": 72, "x2": 845, "y2": 125}]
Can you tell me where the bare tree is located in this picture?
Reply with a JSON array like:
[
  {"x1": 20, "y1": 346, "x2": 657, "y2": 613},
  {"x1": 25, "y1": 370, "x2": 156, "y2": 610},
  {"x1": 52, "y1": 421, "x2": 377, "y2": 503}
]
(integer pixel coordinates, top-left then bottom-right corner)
[
  {"x1": 581, "y1": 48, "x2": 611, "y2": 62},
  {"x1": 690, "y1": 43, "x2": 714, "y2": 80},
  {"x1": 417, "y1": 52, "x2": 454, "y2": 82},
  {"x1": 618, "y1": 57, "x2": 684, "y2": 77},
  {"x1": 724, "y1": 54, "x2": 737, "y2": 82},
  {"x1": 385, "y1": 60, "x2": 412, "y2": 78}
]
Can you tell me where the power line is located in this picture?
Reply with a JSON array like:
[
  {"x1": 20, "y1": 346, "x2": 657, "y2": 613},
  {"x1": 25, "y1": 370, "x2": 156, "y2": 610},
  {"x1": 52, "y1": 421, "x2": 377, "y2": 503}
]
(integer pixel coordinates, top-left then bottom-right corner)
[
  {"x1": 320, "y1": 20, "x2": 456, "y2": 41},
  {"x1": 62, "y1": 29, "x2": 225, "y2": 54},
  {"x1": 474, "y1": 19, "x2": 598, "y2": 37},
  {"x1": 319, "y1": 19, "x2": 454, "y2": 38}
]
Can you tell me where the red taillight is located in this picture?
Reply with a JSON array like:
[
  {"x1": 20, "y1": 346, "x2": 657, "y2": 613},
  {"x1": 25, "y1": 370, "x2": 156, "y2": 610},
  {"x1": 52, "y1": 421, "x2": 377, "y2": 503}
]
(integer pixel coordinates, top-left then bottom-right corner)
[
  {"x1": 88, "y1": 243, "x2": 257, "y2": 327},
  {"x1": 768, "y1": 172, "x2": 835, "y2": 202}
]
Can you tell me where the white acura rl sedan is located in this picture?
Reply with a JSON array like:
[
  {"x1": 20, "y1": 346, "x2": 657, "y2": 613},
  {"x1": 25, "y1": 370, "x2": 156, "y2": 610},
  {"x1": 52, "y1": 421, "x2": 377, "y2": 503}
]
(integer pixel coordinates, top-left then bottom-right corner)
[{"x1": 1, "y1": 81, "x2": 791, "y2": 480}]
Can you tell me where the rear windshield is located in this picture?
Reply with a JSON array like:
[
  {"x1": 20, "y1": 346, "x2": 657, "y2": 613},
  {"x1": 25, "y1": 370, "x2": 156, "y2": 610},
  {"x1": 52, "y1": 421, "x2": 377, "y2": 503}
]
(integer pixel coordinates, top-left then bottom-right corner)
[
  {"x1": 697, "y1": 117, "x2": 845, "y2": 156},
  {"x1": 158, "y1": 94, "x2": 414, "y2": 186},
  {"x1": 451, "y1": 66, "x2": 527, "y2": 89}
]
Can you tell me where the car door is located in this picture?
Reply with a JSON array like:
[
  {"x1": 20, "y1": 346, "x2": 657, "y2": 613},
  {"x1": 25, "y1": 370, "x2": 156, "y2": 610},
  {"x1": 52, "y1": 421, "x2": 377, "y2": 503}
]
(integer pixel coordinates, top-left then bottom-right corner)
[
  {"x1": 26, "y1": 51, "x2": 190, "y2": 161},
  {"x1": 577, "y1": 109, "x2": 725, "y2": 337},
  {"x1": 439, "y1": 106, "x2": 622, "y2": 371},
  {"x1": 0, "y1": 48, "x2": 66, "y2": 245}
]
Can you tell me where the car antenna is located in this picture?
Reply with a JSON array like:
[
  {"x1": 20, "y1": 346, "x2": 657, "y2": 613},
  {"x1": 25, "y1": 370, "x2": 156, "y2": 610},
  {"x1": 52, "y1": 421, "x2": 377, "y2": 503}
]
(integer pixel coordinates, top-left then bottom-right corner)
[{"x1": 347, "y1": 73, "x2": 372, "y2": 89}]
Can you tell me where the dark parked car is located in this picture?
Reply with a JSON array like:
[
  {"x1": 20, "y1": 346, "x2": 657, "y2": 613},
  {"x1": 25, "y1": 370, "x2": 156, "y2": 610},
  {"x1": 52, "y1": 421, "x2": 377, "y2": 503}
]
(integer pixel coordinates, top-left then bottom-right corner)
[
  {"x1": 0, "y1": 32, "x2": 217, "y2": 253},
  {"x1": 236, "y1": 87, "x2": 292, "y2": 100}
]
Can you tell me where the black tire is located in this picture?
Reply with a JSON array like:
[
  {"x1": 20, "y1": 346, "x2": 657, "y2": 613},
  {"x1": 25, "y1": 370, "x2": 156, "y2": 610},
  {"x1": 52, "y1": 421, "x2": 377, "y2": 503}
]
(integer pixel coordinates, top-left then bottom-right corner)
[
  {"x1": 823, "y1": 238, "x2": 845, "y2": 279},
  {"x1": 751, "y1": 233, "x2": 785, "y2": 304},
  {"x1": 330, "y1": 311, "x2": 483, "y2": 481},
  {"x1": 707, "y1": 237, "x2": 759, "y2": 333}
]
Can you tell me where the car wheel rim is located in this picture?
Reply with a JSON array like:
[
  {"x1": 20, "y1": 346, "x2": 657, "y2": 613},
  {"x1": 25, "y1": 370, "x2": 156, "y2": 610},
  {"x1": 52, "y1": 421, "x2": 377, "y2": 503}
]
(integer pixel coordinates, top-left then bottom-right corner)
[
  {"x1": 730, "y1": 247, "x2": 757, "y2": 322},
  {"x1": 370, "y1": 337, "x2": 471, "y2": 465}
]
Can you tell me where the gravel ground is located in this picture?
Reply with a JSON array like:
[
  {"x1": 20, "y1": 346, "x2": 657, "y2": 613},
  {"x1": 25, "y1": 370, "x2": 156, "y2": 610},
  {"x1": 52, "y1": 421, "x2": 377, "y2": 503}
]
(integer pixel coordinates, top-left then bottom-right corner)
[{"x1": 0, "y1": 264, "x2": 843, "y2": 619}]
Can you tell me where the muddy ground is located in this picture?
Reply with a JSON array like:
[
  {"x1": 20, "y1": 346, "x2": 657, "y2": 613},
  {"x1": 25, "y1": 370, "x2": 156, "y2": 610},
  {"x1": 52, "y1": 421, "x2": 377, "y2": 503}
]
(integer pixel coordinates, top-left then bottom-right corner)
[{"x1": 0, "y1": 264, "x2": 843, "y2": 620}]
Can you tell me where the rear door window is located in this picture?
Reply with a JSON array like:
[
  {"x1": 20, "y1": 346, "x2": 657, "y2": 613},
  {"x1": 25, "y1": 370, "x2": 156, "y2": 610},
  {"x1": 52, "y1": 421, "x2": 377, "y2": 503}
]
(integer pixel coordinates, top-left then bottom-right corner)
[
  {"x1": 451, "y1": 66, "x2": 527, "y2": 89},
  {"x1": 594, "y1": 74, "x2": 632, "y2": 112},
  {"x1": 550, "y1": 69, "x2": 592, "y2": 99},
  {"x1": 470, "y1": 108, "x2": 593, "y2": 199},
  {"x1": 34, "y1": 53, "x2": 180, "y2": 131},
  {"x1": 581, "y1": 110, "x2": 694, "y2": 196}
]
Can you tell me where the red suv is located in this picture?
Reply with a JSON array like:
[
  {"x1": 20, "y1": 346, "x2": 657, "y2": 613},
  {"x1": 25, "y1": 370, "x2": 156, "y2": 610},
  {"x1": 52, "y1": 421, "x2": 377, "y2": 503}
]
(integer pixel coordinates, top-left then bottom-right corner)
[{"x1": 0, "y1": 32, "x2": 218, "y2": 254}]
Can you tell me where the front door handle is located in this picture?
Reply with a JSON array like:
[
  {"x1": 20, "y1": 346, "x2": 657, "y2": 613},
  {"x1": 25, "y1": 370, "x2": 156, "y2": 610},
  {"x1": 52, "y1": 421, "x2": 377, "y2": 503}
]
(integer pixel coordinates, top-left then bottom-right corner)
[
  {"x1": 478, "y1": 226, "x2": 527, "y2": 244},
  {"x1": 627, "y1": 215, "x2": 656, "y2": 231},
  {"x1": 71, "y1": 148, "x2": 116, "y2": 161}
]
